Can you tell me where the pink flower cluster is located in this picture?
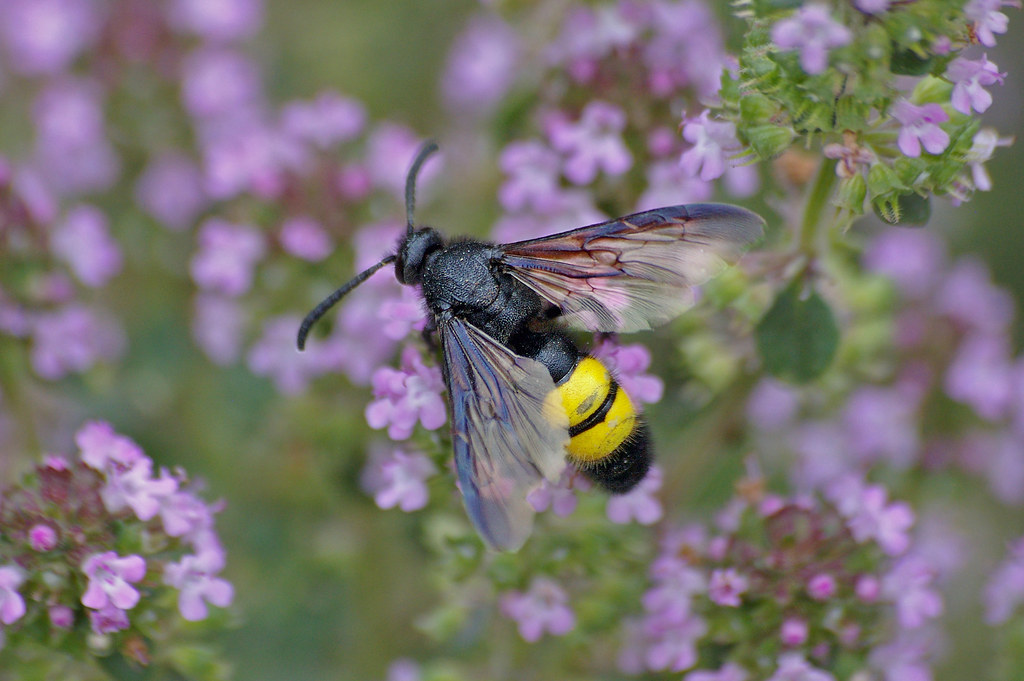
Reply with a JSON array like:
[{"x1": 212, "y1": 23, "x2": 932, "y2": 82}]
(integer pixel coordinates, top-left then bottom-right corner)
[{"x1": 0, "y1": 420, "x2": 232, "y2": 649}]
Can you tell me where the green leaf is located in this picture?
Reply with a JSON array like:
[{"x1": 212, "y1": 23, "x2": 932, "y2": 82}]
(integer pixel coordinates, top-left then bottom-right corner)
[{"x1": 756, "y1": 280, "x2": 840, "y2": 383}]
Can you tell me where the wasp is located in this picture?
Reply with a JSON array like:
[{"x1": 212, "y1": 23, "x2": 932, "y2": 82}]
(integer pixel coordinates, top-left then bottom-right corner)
[{"x1": 298, "y1": 142, "x2": 763, "y2": 551}]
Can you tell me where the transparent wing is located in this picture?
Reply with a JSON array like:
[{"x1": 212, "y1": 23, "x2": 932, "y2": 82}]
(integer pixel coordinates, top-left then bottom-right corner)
[
  {"x1": 440, "y1": 316, "x2": 569, "y2": 551},
  {"x1": 498, "y1": 203, "x2": 764, "y2": 333}
]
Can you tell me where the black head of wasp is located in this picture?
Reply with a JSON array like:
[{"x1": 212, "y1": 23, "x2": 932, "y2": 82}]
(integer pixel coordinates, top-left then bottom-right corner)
[{"x1": 297, "y1": 141, "x2": 764, "y2": 551}]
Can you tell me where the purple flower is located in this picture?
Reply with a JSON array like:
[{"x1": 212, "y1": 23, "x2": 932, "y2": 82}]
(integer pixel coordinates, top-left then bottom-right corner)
[
  {"x1": 546, "y1": 4, "x2": 640, "y2": 82},
  {"x1": 76, "y1": 420, "x2": 144, "y2": 470},
  {"x1": 160, "y1": 490, "x2": 217, "y2": 540},
  {"x1": 869, "y1": 630, "x2": 938, "y2": 681},
  {"x1": 856, "y1": 574, "x2": 881, "y2": 602},
  {"x1": 842, "y1": 385, "x2": 920, "y2": 468},
  {"x1": 960, "y1": 431, "x2": 1024, "y2": 505},
  {"x1": 766, "y1": 653, "x2": 836, "y2": 681},
  {"x1": 770, "y1": 4, "x2": 851, "y2": 75},
  {"x1": 645, "y1": 613, "x2": 707, "y2": 672},
  {"x1": 643, "y1": 556, "x2": 706, "y2": 624},
  {"x1": 30, "y1": 305, "x2": 124, "y2": 380},
  {"x1": 169, "y1": 0, "x2": 264, "y2": 42},
  {"x1": 135, "y1": 153, "x2": 207, "y2": 231},
  {"x1": 823, "y1": 137, "x2": 876, "y2": 179},
  {"x1": 163, "y1": 548, "x2": 234, "y2": 621},
  {"x1": 0, "y1": 0, "x2": 100, "y2": 75},
  {"x1": 49, "y1": 604, "x2": 74, "y2": 629},
  {"x1": 891, "y1": 101, "x2": 950, "y2": 158},
  {"x1": 780, "y1": 618, "x2": 809, "y2": 646},
  {"x1": 81, "y1": 551, "x2": 147, "y2": 611},
  {"x1": 528, "y1": 469, "x2": 590, "y2": 517},
  {"x1": 28, "y1": 523, "x2": 58, "y2": 551},
  {"x1": 0, "y1": 566, "x2": 26, "y2": 625},
  {"x1": 829, "y1": 477, "x2": 914, "y2": 555},
  {"x1": 946, "y1": 55, "x2": 1005, "y2": 114},
  {"x1": 193, "y1": 294, "x2": 245, "y2": 365},
  {"x1": 854, "y1": 0, "x2": 892, "y2": 13},
  {"x1": 32, "y1": 79, "x2": 120, "y2": 195},
  {"x1": 882, "y1": 556, "x2": 943, "y2": 629},
  {"x1": 181, "y1": 48, "x2": 263, "y2": 120},
  {"x1": 362, "y1": 447, "x2": 437, "y2": 512},
  {"x1": 807, "y1": 572, "x2": 837, "y2": 600},
  {"x1": 962, "y1": 128, "x2": 1014, "y2": 193},
  {"x1": 280, "y1": 91, "x2": 366, "y2": 149},
  {"x1": 708, "y1": 568, "x2": 748, "y2": 607},
  {"x1": 636, "y1": 159, "x2": 714, "y2": 211},
  {"x1": 491, "y1": 189, "x2": 606, "y2": 243},
  {"x1": 366, "y1": 124, "x2": 437, "y2": 200},
  {"x1": 984, "y1": 536, "x2": 1024, "y2": 624},
  {"x1": 51, "y1": 205, "x2": 123, "y2": 288},
  {"x1": 500, "y1": 577, "x2": 575, "y2": 642},
  {"x1": 386, "y1": 659, "x2": 422, "y2": 681},
  {"x1": 102, "y1": 459, "x2": 179, "y2": 521},
  {"x1": 498, "y1": 140, "x2": 562, "y2": 213},
  {"x1": 965, "y1": 0, "x2": 1016, "y2": 47},
  {"x1": 592, "y1": 341, "x2": 664, "y2": 404},
  {"x1": 944, "y1": 333, "x2": 1013, "y2": 420},
  {"x1": 936, "y1": 258, "x2": 1014, "y2": 333},
  {"x1": 365, "y1": 345, "x2": 447, "y2": 440},
  {"x1": 746, "y1": 379, "x2": 801, "y2": 432},
  {"x1": 279, "y1": 216, "x2": 333, "y2": 262},
  {"x1": 644, "y1": 1, "x2": 727, "y2": 97},
  {"x1": 684, "y1": 663, "x2": 749, "y2": 681},
  {"x1": 606, "y1": 465, "x2": 663, "y2": 525},
  {"x1": 864, "y1": 229, "x2": 946, "y2": 299},
  {"x1": 547, "y1": 101, "x2": 633, "y2": 185},
  {"x1": 88, "y1": 604, "x2": 130, "y2": 634},
  {"x1": 680, "y1": 110, "x2": 741, "y2": 182},
  {"x1": 247, "y1": 315, "x2": 329, "y2": 395},
  {"x1": 201, "y1": 122, "x2": 302, "y2": 200},
  {"x1": 190, "y1": 219, "x2": 265, "y2": 296},
  {"x1": 442, "y1": 15, "x2": 520, "y2": 116}
]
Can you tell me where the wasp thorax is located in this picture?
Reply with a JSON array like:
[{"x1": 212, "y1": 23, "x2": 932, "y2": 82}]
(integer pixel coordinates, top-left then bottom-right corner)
[{"x1": 396, "y1": 227, "x2": 443, "y2": 285}]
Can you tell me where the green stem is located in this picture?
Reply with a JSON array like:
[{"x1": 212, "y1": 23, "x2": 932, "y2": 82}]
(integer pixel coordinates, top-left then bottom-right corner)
[{"x1": 798, "y1": 157, "x2": 839, "y2": 258}]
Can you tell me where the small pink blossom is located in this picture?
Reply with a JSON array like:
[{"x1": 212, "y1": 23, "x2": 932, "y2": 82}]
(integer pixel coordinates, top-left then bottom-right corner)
[
  {"x1": 547, "y1": 101, "x2": 633, "y2": 185},
  {"x1": 606, "y1": 465, "x2": 663, "y2": 525},
  {"x1": 965, "y1": 0, "x2": 1018, "y2": 47},
  {"x1": 88, "y1": 604, "x2": 130, "y2": 634},
  {"x1": 780, "y1": 618, "x2": 809, "y2": 646},
  {"x1": 76, "y1": 420, "x2": 144, "y2": 470},
  {"x1": 279, "y1": 216, "x2": 332, "y2": 262},
  {"x1": 592, "y1": 340, "x2": 663, "y2": 404},
  {"x1": 766, "y1": 653, "x2": 836, "y2": 681},
  {"x1": 498, "y1": 140, "x2": 562, "y2": 213},
  {"x1": 0, "y1": 566, "x2": 26, "y2": 625},
  {"x1": 500, "y1": 577, "x2": 575, "y2": 642},
  {"x1": 28, "y1": 523, "x2": 58, "y2": 552},
  {"x1": 190, "y1": 219, "x2": 266, "y2": 296},
  {"x1": 770, "y1": 4, "x2": 851, "y2": 75},
  {"x1": 527, "y1": 469, "x2": 590, "y2": 516},
  {"x1": 365, "y1": 345, "x2": 447, "y2": 440},
  {"x1": 708, "y1": 568, "x2": 748, "y2": 607},
  {"x1": 163, "y1": 549, "x2": 234, "y2": 621},
  {"x1": 363, "y1": 448, "x2": 437, "y2": 512},
  {"x1": 645, "y1": 614, "x2": 707, "y2": 672},
  {"x1": 892, "y1": 100, "x2": 949, "y2": 158},
  {"x1": 946, "y1": 55, "x2": 1005, "y2": 114},
  {"x1": 81, "y1": 551, "x2": 147, "y2": 611},
  {"x1": 680, "y1": 110, "x2": 741, "y2": 182},
  {"x1": 102, "y1": 459, "x2": 179, "y2": 521},
  {"x1": 684, "y1": 663, "x2": 749, "y2": 681},
  {"x1": 807, "y1": 573, "x2": 837, "y2": 600},
  {"x1": 48, "y1": 604, "x2": 74, "y2": 629},
  {"x1": 51, "y1": 205, "x2": 122, "y2": 288},
  {"x1": 882, "y1": 557, "x2": 944, "y2": 629},
  {"x1": 280, "y1": 91, "x2": 365, "y2": 149}
]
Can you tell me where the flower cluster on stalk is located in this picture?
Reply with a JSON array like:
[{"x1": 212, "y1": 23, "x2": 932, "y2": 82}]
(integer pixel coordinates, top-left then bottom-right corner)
[{"x1": 0, "y1": 421, "x2": 231, "y2": 664}]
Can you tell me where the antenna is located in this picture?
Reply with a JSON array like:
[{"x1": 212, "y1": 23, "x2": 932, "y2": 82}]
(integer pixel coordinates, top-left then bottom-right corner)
[
  {"x1": 405, "y1": 140, "x2": 438, "y2": 234},
  {"x1": 296, "y1": 255, "x2": 396, "y2": 350}
]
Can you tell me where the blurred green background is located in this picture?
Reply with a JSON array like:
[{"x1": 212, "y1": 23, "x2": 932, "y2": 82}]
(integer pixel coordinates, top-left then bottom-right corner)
[{"x1": 3, "y1": 1, "x2": 1022, "y2": 679}]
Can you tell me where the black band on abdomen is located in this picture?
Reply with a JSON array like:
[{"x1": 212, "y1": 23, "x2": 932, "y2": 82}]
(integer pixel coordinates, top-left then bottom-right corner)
[{"x1": 568, "y1": 380, "x2": 619, "y2": 438}]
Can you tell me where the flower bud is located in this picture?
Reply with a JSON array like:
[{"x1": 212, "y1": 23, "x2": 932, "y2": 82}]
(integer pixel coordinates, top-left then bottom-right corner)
[{"x1": 746, "y1": 124, "x2": 796, "y2": 160}]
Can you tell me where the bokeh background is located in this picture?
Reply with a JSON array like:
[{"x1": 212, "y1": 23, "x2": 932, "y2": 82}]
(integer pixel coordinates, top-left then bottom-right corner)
[{"x1": 1, "y1": 1, "x2": 1022, "y2": 679}]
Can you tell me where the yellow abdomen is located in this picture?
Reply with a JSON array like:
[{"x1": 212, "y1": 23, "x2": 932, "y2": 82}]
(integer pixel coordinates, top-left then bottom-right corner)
[{"x1": 555, "y1": 357, "x2": 639, "y2": 465}]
